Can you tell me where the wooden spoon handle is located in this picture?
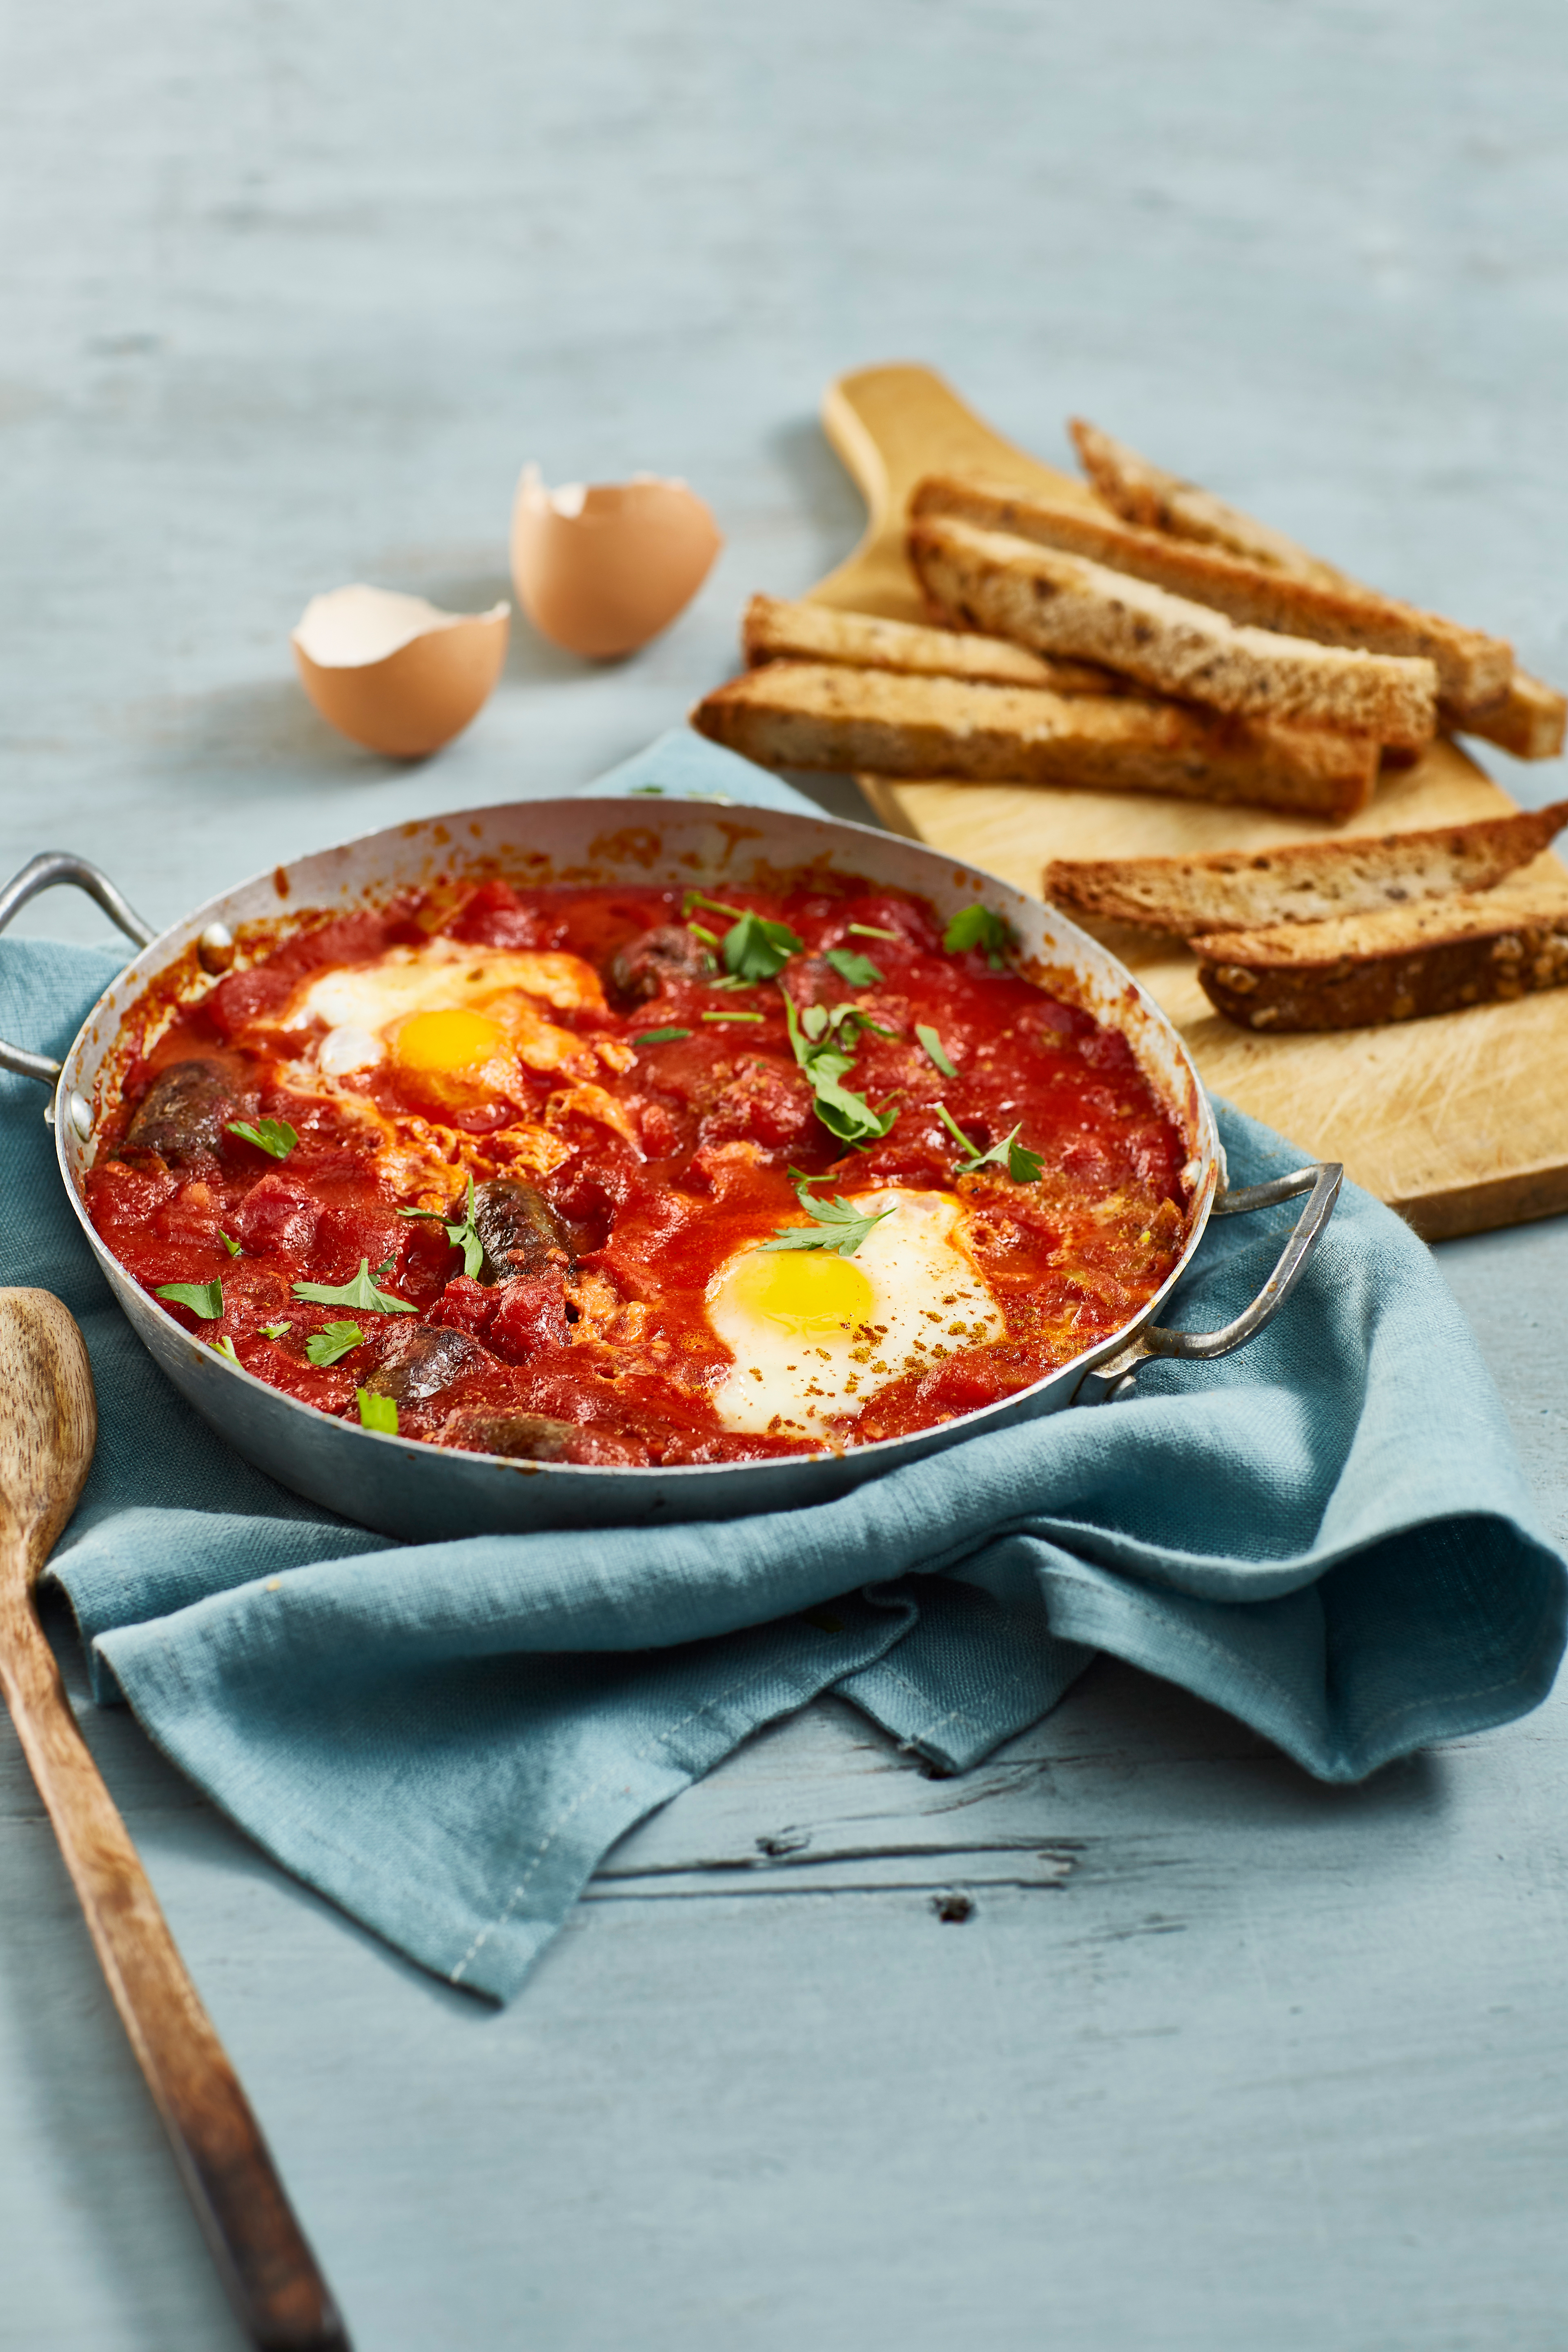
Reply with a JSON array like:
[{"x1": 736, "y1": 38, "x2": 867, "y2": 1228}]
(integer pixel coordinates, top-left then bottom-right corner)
[{"x1": 0, "y1": 1584, "x2": 350, "y2": 2350}]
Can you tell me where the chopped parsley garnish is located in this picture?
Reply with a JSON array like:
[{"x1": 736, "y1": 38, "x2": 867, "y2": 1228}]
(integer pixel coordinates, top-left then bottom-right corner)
[
  {"x1": 916, "y1": 1024, "x2": 957, "y2": 1078},
  {"x1": 783, "y1": 993, "x2": 898, "y2": 1148},
  {"x1": 633, "y1": 1025, "x2": 692, "y2": 1045},
  {"x1": 801, "y1": 1001, "x2": 898, "y2": 1050},
  {"x1": 702, "y1": 1009, "x2": 764, "y2": 1023},
  {"x1": 292, "y1": 1258, "x2": 416, "y2": 1315},
  {"x1": 684, "y1": 893, "x2": 803, "y2": 981},
  {"x1": 936, "y1": 1103, "x2": 1043, "y2": 1182},
  {"x1": 305, "y1": 1320, "x2": 364, "y2": 1366},
  {"x1": 846, "y1": 923, "x2": 900, "y2": 941},
  {"x1": 156, "y1": 1278, "x2": 223, "y2": 1320},
  {"x1": 399, "y1": 1175, "x2": 483, "y2": 1278},
  {"x1": 943, "y1": 904, "x2": 1013, "y2": 970},
  {"x1": 226, "y1": 1117, "x2": 298, "y2": 1160},
  {"x1": 211, "y1": 1336, "x2": 241, "y2": 1365},
  {"x1": 757, "y1": 1177, "x2": 894, "y2": 1259},
  {"x1": 218, "y1": 1230, "x2": 241, "y2": 1257},
  {"x1": 258, "y1": 1321, "x2": 293, "y2": 1340},
  {"x1": 357, "y1": 1390, "x2": 399, "y2": 1434},
  {"x1": 824, "y1": 947, "x2": 884, "y2": 988}
]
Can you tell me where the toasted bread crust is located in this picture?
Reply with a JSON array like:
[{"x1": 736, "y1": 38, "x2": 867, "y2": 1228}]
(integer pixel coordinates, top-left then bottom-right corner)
[
  {"x1": 739, "y1": 594, "x2": 1116, "y2": 695},
  {"x1": 1068, "y1": 419, "x2": 1354, "y2": 588},
  {"x1": 1043, "y1": 801, "x2": 1568, "y2": 936},
  {"x1": 1194, "y1": 891, "x2": 1568, "y2": 1030},
  {"x1": 908, "y1": 516, "x2": 1438, "y2": 748},
  {"x1": 1449, "y1": 669, "x2": 1568, "y2": 763},
  {"x1": 911, "y1": 475, "x2": 1511, "y2": 716},
  {"x1": 691, "y1": 663, "x2": 1377, "y2": 817}
]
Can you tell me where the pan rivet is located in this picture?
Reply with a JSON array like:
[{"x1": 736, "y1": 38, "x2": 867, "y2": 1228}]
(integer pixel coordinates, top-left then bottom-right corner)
[
  {"x1": 198, "y1": 920, "x2": 236, "y2": 977},
  {"x1": 69, "y1": 1092, "x2": 92, "y2": 1139}
]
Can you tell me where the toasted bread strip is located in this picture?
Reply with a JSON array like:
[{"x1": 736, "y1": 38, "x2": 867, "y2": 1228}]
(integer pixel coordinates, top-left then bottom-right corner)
[
  {"x1": 911, "y1": 474, "x2": 1511, "y2": 717},
  {"x1": 1450, "y1": 670, "x2": 1568, "y2": 763},
  {"x1": 1068, "y1": 419, "x2": 1354, "y2": 587},
  {"x1": 740, "y1": 593, "x2": 1116, "y2": 695},
  {"x1": 1071, "y1": 419, "x2": 1564, "y2": 757},
  {"x1": 1194, "y1": 890, "x2": 1568, "y2": 1031},
  {"x1": 908, "y1": 516, "x2": 1438, "y2": 749},
  {"x1": 690, "y1": 662, "x2": 1378, "y2": 817},
  {"x1": 1044, "y1": 801, "x2": 1568, "y2": 937}
]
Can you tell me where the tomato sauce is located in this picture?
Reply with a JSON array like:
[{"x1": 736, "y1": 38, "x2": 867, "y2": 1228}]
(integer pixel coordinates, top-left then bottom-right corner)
[{"x1": 84, "y1": 871, "x2": 1192, "y2": 1468}]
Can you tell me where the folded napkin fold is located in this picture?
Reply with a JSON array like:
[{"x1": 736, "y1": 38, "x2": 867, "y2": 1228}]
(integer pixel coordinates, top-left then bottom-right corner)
[{"x1": 2, "y1": 733, "x2": 1562, "y2": 2002}]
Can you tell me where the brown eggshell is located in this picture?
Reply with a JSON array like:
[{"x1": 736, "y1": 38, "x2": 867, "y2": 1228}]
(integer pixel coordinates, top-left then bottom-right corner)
[
  {"x1": 510, "y1": 468, "x2": 722, "y2": 659},
  {"x1": 291, "y1": 586, "x2": 510, "y2": 758}
]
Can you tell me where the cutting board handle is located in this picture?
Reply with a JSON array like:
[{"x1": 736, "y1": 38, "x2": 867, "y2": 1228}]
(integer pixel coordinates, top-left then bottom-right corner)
[{"x1": 812, "y1": 362, "x2": 1095, "y2": 619}]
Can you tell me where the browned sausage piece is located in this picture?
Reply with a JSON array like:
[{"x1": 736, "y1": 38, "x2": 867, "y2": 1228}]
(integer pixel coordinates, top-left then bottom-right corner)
[
  {"x1": 361, "y1": 1324, "x2": 495, "y2": 1406},
  {"x1": 436, "y1": 1407, "x2": 639, "y2": 1464},
  {"x1": 471, "y1": 1178, "x2": 568, "y2": 1285},
  {"x1": 122, "y1": 1060, "x2": 239, "y2": 1165},
  {"x1": 607, "y1": 924, "x2": 710, "y2": 1004}
]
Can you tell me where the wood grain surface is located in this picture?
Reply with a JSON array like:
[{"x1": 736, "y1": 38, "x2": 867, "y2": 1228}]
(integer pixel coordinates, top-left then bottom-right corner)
[{"x1": 816, "y1": 364, "x2": 1568, "y2": 1239}]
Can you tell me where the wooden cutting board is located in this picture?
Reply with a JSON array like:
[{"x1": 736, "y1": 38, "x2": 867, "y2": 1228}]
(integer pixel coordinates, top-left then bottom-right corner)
[{"x1": 806, "y1": 363, "x2": 1568, "y2": 1241}]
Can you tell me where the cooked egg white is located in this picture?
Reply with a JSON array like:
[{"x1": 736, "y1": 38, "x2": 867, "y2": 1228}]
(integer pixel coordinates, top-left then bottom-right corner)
[{"x1": 706, "y1": 1189, "x2": 1004, "y2": 1439}]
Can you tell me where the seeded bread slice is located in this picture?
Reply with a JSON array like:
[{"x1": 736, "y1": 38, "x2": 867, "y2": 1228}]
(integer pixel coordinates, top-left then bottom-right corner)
[
  {"x1": 1194, "y1": 889, "x2": 1568, "y2": 1031},
  {"x1": 690, "y1": 662, "x2": 1378, "y2": 817},
  {"x1": 1044, "y1": 800, "x2": 1568, "y2": 937},
  {"x1": 740, "y1": 593, "x2": 1116, "y2": 695},
  {"x1": 1068, "y1": 418, "x2": 1355, "y2": 586},
  {"x1": 910, "y1": 474, "x2": 1512, "y2": 716},
  {"x1": 1451, "y1": 670, "x2": 1568, "y2": 763},
  {"x1": 1070, "y1": 419, "x2": 1565, "y2": 759},
  {"x1": 908, "y1": 515, "x2": 1438, "y2": 748}
]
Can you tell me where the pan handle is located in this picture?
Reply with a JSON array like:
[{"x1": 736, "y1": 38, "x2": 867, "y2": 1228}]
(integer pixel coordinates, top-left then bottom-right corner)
[
  {"x1": 1082, "y1": 1160, "x2": 1343, "y2": 1401},
  {"x1": 0, "y1": 855, "x2": 158, "y2": 1085}
]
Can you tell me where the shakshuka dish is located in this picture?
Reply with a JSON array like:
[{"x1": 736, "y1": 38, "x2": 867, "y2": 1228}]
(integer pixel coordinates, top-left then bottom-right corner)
[{"x1": 84, "y1": 870, "x2": 1194, "y2": 1467}]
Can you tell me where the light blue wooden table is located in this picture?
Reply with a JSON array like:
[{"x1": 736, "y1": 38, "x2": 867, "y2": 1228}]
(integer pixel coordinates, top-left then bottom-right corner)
[{"x1": 3, "y1": 4, "x2": 1567, "y2": 2344}]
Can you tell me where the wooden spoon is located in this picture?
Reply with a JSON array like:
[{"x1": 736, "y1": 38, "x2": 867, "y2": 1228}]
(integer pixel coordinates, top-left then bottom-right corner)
[{"x1": 0, "y1": 1287, "x2": 351, "y2": 2351}]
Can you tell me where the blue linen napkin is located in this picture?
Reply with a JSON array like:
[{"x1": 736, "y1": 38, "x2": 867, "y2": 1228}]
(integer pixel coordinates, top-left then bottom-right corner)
[{"x1": 2, "y1": 733, "x2": 1562, "y2": 2002}]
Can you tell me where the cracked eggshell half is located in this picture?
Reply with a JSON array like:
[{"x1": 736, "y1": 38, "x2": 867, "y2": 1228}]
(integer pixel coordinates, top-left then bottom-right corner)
[
  {"x1": 292, "y1": 585, "x2": 510, "y2": 758},
  {"x1": 510, "y1": 466, "x2": 722, "y2": 659}
]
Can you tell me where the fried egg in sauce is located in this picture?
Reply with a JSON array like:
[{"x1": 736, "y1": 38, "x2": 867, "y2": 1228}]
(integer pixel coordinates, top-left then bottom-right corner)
[
  {"x1": 706, "y1": 1189, "x2": 1004, "y2": 1439},
  {"x1": 284, "y1": 939, "x2": 610, "y2": 1116}
]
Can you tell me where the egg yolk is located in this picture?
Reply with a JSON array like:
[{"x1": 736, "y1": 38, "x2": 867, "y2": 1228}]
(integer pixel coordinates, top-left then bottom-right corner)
[
  {"x1": 722, "y1": 1247, "x2": 876, "y2": 1338},
  {"x1": 393, "y1": 1008, "x2": 508, "y2": 1076}
]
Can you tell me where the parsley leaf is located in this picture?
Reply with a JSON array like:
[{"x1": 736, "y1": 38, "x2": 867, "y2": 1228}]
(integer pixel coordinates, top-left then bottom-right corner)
[
  {"x1": 357, "y1": 1389, "x2": 399, "y2": 1434},
  {"x1": 684, "y1": 893, "x2": 803, "y2": 981},
  {"x1": 292, "y1": 1258, "x2": 417, "y2": 1315},
  {"x1": 156, "y1": 1278, "x2": 223, "y2": 1320},
  {"x1": 935, "y1": 1104, "x2": 1043, "y2": 1182},
  {"x1": 305, "y1": 1319, "x2": 364, "y2": 1366},
  {"x1": 782, "y1": 994, "x2": 898, "y2": 1148},
  {"x1": 757, "y1": 1182, "x2": 894, "y2": 1259},
  {"x1": 724, "y1": 911, "x2": 803, "y2": 981},
  {"x1": 218, "y1": 1229, "x2": 241, "y2": 1257},
  {"x1": 258, "y1": 1321, "x2": 292, "y2": 1340},
  {"x1": 1002, "y1": 1134, "x2": 1046, "y2": 1183},
  {"x1": 632, "y1": 1026, "x2": 692, "y2": 1045},
  {"x1": 812, "y1": 1071, "x2": 899, "y2": 1147},
  {"x1": 399, "y1": 1176, "x2": 483, "y2": 1278},
  {"x1": 943, "y1": 904, "x2": 1013, "y2": 969},
  {"x1": 211, "y1": 1336, "x2": 241, "y2": 1365},
  {"x1": 226, "y1": 1117, "x2": 298, "y2": 1160},
  {"x1": 824, "y1": 947, "x2": 884, "y2": 987},
  {"x1": 846, "y1": 923, "x2": 900, "y2": 940},
  {"x1": 916, "y1": 1024, "x2": 957, "y2": 1078}
]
